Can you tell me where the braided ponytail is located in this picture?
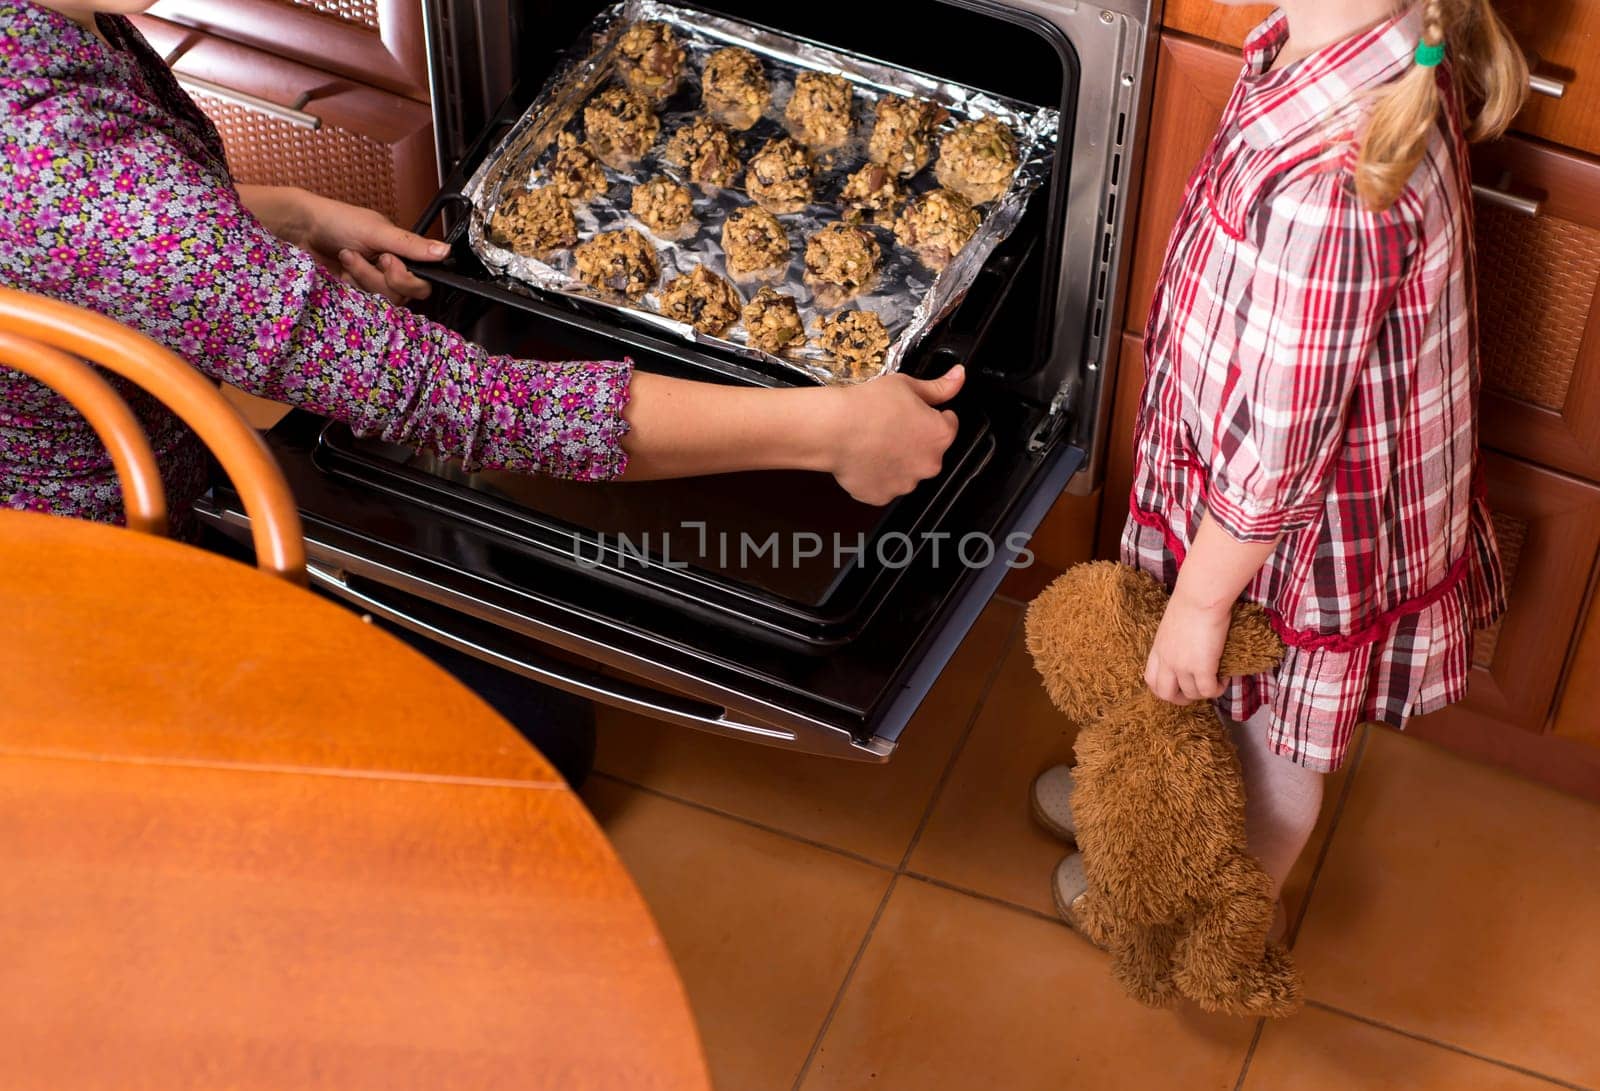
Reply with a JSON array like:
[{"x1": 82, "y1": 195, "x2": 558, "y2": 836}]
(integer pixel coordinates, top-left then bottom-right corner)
[{"x1": 1355, "y1": 0, "x2": 1528, "y2": 211}]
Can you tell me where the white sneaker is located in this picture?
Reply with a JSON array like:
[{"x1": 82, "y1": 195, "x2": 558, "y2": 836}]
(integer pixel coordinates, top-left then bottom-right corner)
[{"x1": 1031, "y1": 764, "x2": 1077, "y2": 842}]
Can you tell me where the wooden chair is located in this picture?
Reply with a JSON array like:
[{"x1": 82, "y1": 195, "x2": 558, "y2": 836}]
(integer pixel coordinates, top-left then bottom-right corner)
[{"x1": 0, "y1": 287, "x2": 306, "y2": 582}]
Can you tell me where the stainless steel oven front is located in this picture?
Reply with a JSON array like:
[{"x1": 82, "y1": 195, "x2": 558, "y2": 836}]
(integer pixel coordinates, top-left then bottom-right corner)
[{"x1": 197, "y1": 0, "x2": 1157, "y2": 761}]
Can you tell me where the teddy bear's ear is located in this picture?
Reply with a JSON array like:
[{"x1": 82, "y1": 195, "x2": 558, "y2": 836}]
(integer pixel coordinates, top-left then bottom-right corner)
[{"x1": 1217, "y1": 602, "x2": 1285, "y2": 679}]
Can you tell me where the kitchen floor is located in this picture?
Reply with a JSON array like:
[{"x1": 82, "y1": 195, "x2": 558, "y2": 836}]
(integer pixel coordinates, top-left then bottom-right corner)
[{"x1": 579, "y1": 597, "x2": 1600, "y2": 1091}]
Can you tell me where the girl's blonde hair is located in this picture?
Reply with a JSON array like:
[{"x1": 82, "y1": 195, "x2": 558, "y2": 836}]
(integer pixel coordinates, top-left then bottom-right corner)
[{"x1": 1355, "y1": 0, "x2": 1528, "y2": 210}]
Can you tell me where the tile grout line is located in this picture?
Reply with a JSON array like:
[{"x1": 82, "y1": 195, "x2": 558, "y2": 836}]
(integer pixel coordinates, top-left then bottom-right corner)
[
  {"x1": 587, "y1": 771, "x2": 899, "y2": 873},
  {"x1": 893, "y1": 608, "x2": 1030, "y2": 873},
  {"x1": 1287, "y1": 723, "x2": 1371, "y2": 947},
  {"x1": 1304, "y1": 1000, "x2": 1596, "y2": 1091},
  {"x1": 899, "y1": 870, "x2": 1062, "y2": 927},
  {"x1": 1230, "y1": 1018, "x2": 1267, "y2": 1091},
  {"x1": 787, "y1": 874, "x2": 903, "y2": 1091},
  {"x1": 788, "y1": 609, "x2": 1029, "y2": 1091}
]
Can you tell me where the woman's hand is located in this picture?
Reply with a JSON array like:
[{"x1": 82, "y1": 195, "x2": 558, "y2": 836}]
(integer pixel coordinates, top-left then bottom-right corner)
[
  {"x1": 820, "y1": 366, "x2": 965, "y2": 505},
  {"x1": 236, "y1": 185, "x2": 448, "y2": 304},
  {"x1": 1144, "y1": 590, "x2": 1232, "y2": 704}
]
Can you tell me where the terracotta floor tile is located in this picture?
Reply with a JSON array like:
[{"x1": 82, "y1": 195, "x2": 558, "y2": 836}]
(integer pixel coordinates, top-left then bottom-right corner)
[
  {"x1": 581, "y1": 778, "x2": 892, "y2": 1091},
  {"x1": 1241, "y1": 1005, "x2": 1558, "y2": 1090},
  {"x1": 800, "y1": 877, "x2": 1256, "y2": 1090},
  {"x1": 1292, "y1": 726, "x2": 1600, "y2": 1087},
  {"x1": 904, "y1": 626, "x2": 1073, "y2": 913},
  {"x1": 593, "y1": 601, "x2": 1019, "y2": 865}
]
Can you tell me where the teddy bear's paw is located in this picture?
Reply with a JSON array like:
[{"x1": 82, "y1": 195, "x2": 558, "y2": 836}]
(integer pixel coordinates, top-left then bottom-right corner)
[
  {"x1": 1180, "y1": 946, "x2": 1304, "y2": 1019},
  {"x1": 1112, "y1": 963, "x2": 1178, "y2": 1010}
]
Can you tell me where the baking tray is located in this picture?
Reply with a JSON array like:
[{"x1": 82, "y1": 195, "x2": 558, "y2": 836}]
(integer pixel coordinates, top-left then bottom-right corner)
[{"x1": 461, "y1": 0, "x2": 1059, "y2": 383}]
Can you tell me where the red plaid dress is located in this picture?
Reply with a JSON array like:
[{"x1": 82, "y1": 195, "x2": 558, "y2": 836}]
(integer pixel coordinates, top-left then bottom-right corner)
[{"x1": 1122, "y1": 8, "x2": 1505, "y2": 771}]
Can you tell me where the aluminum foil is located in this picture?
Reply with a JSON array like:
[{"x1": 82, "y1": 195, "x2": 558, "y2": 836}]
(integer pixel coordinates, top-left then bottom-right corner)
[{"x1": 462, "y1": 0, "x2": 1059, "y2": 383}]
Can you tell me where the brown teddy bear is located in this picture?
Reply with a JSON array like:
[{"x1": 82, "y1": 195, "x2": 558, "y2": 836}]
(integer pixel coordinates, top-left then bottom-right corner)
[{"x1": 1024, "y1": 560, "x2": 1303, "y2": 1018}]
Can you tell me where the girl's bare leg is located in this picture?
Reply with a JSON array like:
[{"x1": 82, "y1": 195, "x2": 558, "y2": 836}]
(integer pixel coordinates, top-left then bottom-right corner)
[{"x1": 1227, "y1": 707, "x2": 1325, "y2": 903}]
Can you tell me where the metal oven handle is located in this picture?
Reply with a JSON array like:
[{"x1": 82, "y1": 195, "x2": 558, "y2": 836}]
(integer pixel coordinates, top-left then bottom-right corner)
[{"x1": 304, "y1": 562, "x2": 873, "y2": 756}]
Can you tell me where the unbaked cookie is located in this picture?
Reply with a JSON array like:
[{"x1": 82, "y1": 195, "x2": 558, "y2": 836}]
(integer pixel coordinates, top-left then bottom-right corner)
[
  {"x1": 616, "y1": 20, "x2": 685, "y2": 102},
  {"x1": 701, "y1": 46, "x2": 770, "y2": 131},
  {"x1": 488, "y1": 186, "x2": 578, "y2": 254},
  {"x1": 662, "y1": 116, "x2": 738, "y2": 186},
  {"x1": 547, "y1": 132, "x2": 608, "y2": 201},
  {"x1": 785, "y1": 70, "x2": 853, "y2": 149},
  {"x1": 868, "y1": 94, "x2": 943, "y2": 177},
  {"x1": 934, "y1": 116, "x2": 1019, "y2": 204},
  {"x1": 894, "y1": 187, "x2": 981, "y2": 270},
  {"x1": 803, "y1": 222, "x2": 880, "y2": 296},
  {"x1": 583, "y1": 86, "x2": 660, "y2": 162},
  {"x1": 630, "y1": 176, "x2": 696, "y2": 235},
  {"x1": 720, "y1": 205, "x2": 790, "y2": 276},
  {"x1": 660, "y1": 265, "x2": 742, "y2": 335},
  {"x1": 574, "y1": 227, "x2": 659, "y2": 298},
  {"x1": 815, "y1": 309, "x2": 889, "y2": 378},
  {"x1": 740, "y1": 287, "x2": 805, "y2": 354},
  {"x1": 840, "y1": 163, "x2": 902, "y2": 225},
  {"x1": 744, "y1": 136, "x2": 814, "y2": 214}
]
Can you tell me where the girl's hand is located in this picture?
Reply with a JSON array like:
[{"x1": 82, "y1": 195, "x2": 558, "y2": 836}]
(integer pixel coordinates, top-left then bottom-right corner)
[
  {"x1": 820, "y1": 366, "x2": 964, "y2": 505},
  {"x1": 238, "y1": 185, "x2": 448, "y2": 304},
  {"x1": 1144, "y1": 590, "x2": 1231, "y2": 704}
]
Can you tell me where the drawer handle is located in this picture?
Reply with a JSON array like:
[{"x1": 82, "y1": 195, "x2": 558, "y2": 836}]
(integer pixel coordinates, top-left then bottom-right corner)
[
  {"x1": 1472, "y1": 182, "x2": 1542, "y2": 218},
  {"x1": 171, "y1": 72, "x2": 322, "y2": 131},
  {"x1": 1529, "y1": 72, "x2": 1567, "y2": 99}
]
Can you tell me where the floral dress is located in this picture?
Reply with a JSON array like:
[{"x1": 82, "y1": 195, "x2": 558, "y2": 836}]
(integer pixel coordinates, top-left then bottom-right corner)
[
  {"x1": 1123, "y1": 9, "x2": 1505, "y2": 772},
  {"x1": 0, "y1": 0, "x2": 632, "y2": 531}
]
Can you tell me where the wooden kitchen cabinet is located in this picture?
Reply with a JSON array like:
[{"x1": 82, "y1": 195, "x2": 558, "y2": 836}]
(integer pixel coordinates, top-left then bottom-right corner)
[
  {"x1": 148, "y1": 0, "x2": 429, "y2": 101},
  {"x1": 1473, "y1": 135, "x2": 1600, "y2": 482},
  {"x1": 131, "y1": 16, "x2": 437, "y2": 227}
]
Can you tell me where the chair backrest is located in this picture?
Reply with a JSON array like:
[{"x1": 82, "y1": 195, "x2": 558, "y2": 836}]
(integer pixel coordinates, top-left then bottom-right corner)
[{"x1": 0, "y1": 287, "x2": 306, "y2": 583}]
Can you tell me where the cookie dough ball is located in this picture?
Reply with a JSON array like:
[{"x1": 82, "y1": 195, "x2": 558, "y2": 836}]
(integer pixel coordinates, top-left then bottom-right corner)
[
  {"x1": 583, "y1": 86, "x2": 660, "y2": 162},
  {"x1": 721, "y1": 205, "x2": 790, "y2": 276},
  {"x1": 662, "y1": 116, "x2": 738, "y2": 187},
  {"x1": 935, "y1": 116, "x2": 1020, "y2": 204},
  {"x1": 894, "y1": 188, "x2": 981, "y2": 270},
  {"x1": 815, "y1": 309, "x2": 890, "y2": 378},
  {"x1": 840, "y1": 163, "x2": 902, "y2": 226},
  {"x1": 630, "y1": 176, "x2": 696, "y2": 235},
  {"x1": 785, "y1": 70, "x2": 853, "y2": 149},
  {"x1": 868, "y1": 94, "x2": 943, "y2": 177},
  {"x1": 741, "y1": 287, "x2": 805, "y2": 354},
  {"x1": 488, "y1": 186, "x2": 578, "y2": 254},
  {"x1": 660, "y1": 265, "x2": 742, "y2": 335},
  {"x1": 547, "y1": 132, "x2": 608, "y2": 201},
  {"x1": 744, "y1": 136, "x2": 814, "y2": 214},
  {"x1": 803, "y1": 222, "x2": 880, "y2": 295},
  {"x1": 616, "y1": 20, "x2": 685, "y2": 102},
  {"x1": 574, "y1": 227, "x2": 658, "y2": 298},
  {"x1": 701, "y1": 46, "x2": 770, "y2": 131}
]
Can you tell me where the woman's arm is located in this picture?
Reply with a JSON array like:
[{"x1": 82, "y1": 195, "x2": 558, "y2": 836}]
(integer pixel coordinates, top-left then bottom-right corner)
[{"x1": 1145, "y1": 514, "x2": 1280, "y2": 703}]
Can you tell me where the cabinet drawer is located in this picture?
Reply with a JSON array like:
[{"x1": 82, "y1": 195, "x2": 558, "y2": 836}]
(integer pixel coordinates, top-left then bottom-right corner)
[
  {"x1": 1473, "y1": 137, "x2": 1600, "y2": 481},
  {"x1": 1500, "y1": 0, "x2": 1600, "y2": 159},
  {"x1": 147, "y1": 0, "x2": 428, "y2": 101},
  {"x1": 1457, "y1": 453, "x2": 1600, "y2": 732},
  {"x1": 130, "y1": 16, "x2": 437, "y2": 228}
]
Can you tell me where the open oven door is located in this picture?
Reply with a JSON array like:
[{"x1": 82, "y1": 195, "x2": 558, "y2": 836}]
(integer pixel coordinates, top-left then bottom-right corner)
[{"x1": 195, "y1": 0, "x2": 1148, "y2": 761}]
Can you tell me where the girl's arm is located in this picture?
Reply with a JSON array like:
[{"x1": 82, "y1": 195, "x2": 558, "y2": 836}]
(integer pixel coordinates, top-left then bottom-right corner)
[{"x1": 1145, "y1": 514, "x2": 1280, "y2": 703}]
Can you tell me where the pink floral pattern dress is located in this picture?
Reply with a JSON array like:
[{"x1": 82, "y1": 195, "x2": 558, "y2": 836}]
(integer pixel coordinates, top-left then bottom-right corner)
[{"x1": 0, "y1": 0, "x2": 632, "y2": 531}]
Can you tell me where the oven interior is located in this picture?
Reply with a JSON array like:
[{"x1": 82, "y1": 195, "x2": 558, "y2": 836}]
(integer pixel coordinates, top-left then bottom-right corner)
[{"x1": 318, "y1": 0, "x2": 1082, "y2": 651}]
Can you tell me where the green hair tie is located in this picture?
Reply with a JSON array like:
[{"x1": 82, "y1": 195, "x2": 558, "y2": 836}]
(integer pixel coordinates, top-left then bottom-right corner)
[{"x1": 1415, "y1": 40, "x2": 1446, "y2": 67}]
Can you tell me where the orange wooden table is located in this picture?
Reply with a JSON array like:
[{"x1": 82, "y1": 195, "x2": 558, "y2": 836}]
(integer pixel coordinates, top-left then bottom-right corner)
[{"x1": 0, "y1": 510, "x2": 711, "y2": 1091}]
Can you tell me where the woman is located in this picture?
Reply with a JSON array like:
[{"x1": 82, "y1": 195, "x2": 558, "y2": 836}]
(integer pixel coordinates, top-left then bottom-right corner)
[{"x1": 1, "y1": 0, "x2": 965, "y2": 779}]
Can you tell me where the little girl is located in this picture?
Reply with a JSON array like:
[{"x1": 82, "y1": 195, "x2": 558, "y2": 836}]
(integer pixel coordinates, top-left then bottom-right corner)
[{"x1": 1033, "y1": 0, "x2": 1524, "y2": 939}]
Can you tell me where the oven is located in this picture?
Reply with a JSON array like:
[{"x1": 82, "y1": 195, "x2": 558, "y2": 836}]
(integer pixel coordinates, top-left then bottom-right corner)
[{"x1": 195, "y1": 0, "x2": 1157, "y2": 761}]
